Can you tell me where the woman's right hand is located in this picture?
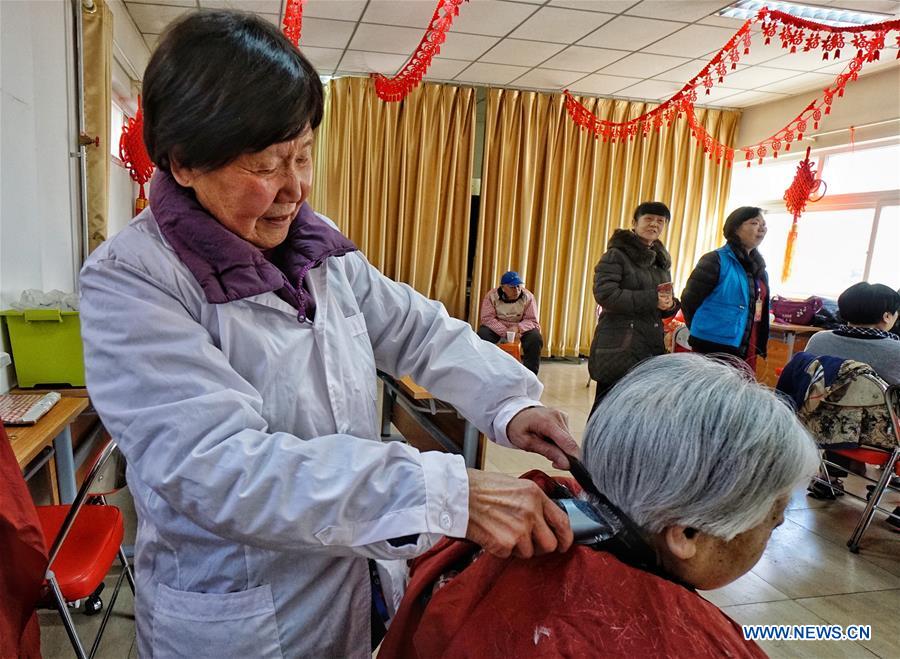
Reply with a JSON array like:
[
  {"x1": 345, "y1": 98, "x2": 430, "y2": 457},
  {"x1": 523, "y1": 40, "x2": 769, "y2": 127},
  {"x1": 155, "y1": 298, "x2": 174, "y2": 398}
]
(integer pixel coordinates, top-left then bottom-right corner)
[{"x1": 465, "y1": 469, "x2": 574, "y2": 559}]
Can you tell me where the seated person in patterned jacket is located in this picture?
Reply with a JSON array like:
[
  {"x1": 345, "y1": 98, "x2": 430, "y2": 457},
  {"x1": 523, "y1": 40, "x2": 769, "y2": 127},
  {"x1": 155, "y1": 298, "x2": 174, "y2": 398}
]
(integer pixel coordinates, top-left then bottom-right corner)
[
  {"x1": 477, "y1": 271, "x2": 543, "y2": 375},
  {"x1": 805, "y1": 282, "x2": 900, "y2": 385}
]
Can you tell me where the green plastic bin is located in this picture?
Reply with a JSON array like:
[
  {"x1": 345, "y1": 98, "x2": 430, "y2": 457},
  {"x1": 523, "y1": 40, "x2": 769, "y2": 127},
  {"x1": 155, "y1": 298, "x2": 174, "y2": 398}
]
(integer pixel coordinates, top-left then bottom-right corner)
[{"x1": 0, "y1": 309, "x2": 85, "y2": 387}]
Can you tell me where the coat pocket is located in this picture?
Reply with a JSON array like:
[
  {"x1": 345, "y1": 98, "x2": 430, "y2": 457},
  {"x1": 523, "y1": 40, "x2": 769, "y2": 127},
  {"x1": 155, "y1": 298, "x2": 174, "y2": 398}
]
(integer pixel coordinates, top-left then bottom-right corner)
[
  {"x1": 692, "y1": 300, "x2": 746, "y2": 345},
  {"x1": 592, "y1": 324, "x2": 635, "y2": 352},
  {"x1": 151, "y1": 583, "x2": 284, "y2": 659},
  {"x1": 589, "y1": 324, "x2": 636, "y2": 383},
  {"x1": 344, "y1": 311, "x2": 378, "y2": 402}
]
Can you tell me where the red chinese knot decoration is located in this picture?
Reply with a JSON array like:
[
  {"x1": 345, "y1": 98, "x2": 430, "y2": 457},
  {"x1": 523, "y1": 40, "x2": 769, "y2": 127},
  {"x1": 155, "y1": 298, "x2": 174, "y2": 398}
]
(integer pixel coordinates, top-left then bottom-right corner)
[
  {"x1": 372, "y1": 0, "x2": 467, "y2": 102},
  {"x1": 118, "y1": 96, "x2": 154, "y2": 215},
  {"x1": 781, "y1": 147, "x2": 826, "y2": 281},
  {"x1": 282, "y1": 0, "x2": 304, "y2": 47}
]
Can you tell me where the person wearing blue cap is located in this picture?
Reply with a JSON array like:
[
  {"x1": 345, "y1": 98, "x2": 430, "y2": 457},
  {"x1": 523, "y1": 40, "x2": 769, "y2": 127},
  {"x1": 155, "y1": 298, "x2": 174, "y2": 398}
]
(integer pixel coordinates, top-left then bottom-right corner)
[{"x1": 478, "y1": 271, "x2": 544, "y2": 374}]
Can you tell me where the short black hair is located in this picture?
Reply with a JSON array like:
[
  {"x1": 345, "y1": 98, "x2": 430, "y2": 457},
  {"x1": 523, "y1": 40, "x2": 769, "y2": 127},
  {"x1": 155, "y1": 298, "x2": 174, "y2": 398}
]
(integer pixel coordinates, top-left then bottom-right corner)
[
  {"x1": 838, "y1": 282, "x2": 900, "y2": 324},
  {"x1": 632, "y1": 201, "x2": 671, "y2": 222},
  {"x1": 723, "y1": 206, "x2": 764, "y2": 241},
  {"x1": 143, "y1": 10, "x2": 323, "y2": 172}
]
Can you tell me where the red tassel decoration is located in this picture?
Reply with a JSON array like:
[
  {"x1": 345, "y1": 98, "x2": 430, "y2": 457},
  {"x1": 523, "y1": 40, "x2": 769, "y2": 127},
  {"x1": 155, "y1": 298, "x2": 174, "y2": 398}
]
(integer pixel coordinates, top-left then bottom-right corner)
[
  {"x1": 804, "y1": 32, "x2": 821, "y2": 52},
  {"x1": 282, "y1": 0, "x2": 304, "y2": 46}
]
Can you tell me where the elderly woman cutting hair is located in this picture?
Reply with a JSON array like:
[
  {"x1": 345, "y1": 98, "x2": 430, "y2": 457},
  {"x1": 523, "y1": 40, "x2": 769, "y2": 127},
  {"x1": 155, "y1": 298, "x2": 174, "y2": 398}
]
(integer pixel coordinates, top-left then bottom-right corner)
[
  {"x1": 380, "y1": 354, "x2": 818, "y2": 658},
  {"x1": 79, "y1": 11, "x2": 576, "y2": 658}
]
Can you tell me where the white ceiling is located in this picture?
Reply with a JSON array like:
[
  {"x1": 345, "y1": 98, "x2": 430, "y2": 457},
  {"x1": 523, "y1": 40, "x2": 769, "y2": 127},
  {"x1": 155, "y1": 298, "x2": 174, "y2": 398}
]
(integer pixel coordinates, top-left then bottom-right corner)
[{"x1": 124, "y1": 0, "x2": 900, "y2": 108}]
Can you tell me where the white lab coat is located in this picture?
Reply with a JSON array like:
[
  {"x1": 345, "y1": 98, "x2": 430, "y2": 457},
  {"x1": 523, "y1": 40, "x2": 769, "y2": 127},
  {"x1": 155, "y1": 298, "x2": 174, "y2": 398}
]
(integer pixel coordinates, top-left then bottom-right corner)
[{"x1": 79, "y1": 210, "x2": 543, "y2": 658}]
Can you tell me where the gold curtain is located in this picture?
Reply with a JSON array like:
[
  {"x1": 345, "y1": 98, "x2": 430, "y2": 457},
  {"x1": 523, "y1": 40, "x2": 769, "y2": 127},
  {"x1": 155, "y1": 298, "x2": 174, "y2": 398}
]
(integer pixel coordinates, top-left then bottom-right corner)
[
  {"x1": 472, "y1": 88, "x2": 739, "y2": 357},
  {"x1": 310, "y1": 77, "x2": 475, "y2": 319},
  {"x1": 83, "y1": 0, "x2": 113, "y2": 253}
]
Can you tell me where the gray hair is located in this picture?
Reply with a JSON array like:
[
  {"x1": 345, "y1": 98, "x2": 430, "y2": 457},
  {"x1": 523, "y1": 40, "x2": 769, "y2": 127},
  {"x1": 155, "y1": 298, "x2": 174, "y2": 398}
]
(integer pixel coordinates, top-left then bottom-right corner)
[{"x1": 583, "y1": 353, "x2": 819, "y2": 541}]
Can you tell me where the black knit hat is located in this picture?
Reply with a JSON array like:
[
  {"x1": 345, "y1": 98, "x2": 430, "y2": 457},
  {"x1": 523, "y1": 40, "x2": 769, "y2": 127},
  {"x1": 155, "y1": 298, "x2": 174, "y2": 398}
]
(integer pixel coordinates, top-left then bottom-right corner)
[
  {"x1": 633, "y1": 201, "x2": 670, "y2": 222},
  {"x1": 723, "y1": 206, "x2": 764, "y2": 241}
]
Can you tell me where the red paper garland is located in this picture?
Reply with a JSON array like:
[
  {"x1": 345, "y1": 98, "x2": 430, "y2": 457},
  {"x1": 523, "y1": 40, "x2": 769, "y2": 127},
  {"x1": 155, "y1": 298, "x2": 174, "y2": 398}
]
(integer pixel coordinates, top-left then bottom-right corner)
[
  {"x1": 119, "y1": 96, "x2": 154, "y2": 215},
  {"x1": 283, "y1": 0, "x2": 304, "y2": 47},
  {"x1": 372, "y1": 0, "x2": 466, "y2": 102},
  {"x1": 563, "y1": 6, "x2": 899, "y2": 168}
]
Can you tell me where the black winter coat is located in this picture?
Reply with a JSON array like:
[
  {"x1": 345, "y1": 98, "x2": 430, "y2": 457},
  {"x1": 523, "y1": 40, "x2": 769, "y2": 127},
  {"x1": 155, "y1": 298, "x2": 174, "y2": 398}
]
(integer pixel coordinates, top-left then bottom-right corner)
[
  {"x1": 589, "y1": 229, "x2": 678, "y2": 386},
  {"x1": 680, "y1": 241, "x2": 770, "y2": 359}
]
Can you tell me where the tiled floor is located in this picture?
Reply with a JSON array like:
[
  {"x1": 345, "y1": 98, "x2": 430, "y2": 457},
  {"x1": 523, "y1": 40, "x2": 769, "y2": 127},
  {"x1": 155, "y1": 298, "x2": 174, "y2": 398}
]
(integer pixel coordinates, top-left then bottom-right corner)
[{"x1": 40, "y1": 360, "x2": 899, "y2": 658}]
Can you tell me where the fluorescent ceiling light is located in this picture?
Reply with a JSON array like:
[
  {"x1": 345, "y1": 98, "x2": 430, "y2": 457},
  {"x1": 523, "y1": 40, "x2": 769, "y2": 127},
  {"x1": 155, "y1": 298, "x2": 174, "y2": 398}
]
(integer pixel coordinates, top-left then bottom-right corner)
[{"x1": 719, "y1": 0, "x2": 892, "y2": 27}]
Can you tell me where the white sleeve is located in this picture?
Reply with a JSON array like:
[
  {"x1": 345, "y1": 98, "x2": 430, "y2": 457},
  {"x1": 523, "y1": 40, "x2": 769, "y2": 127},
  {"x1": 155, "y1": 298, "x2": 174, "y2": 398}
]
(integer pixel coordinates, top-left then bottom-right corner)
[
  {"x1": 342, "y1": 252, "x2": 544, "y2": 446},
  {"x1": 79, "y1": 255, "x2": 467, "y2": 557}
]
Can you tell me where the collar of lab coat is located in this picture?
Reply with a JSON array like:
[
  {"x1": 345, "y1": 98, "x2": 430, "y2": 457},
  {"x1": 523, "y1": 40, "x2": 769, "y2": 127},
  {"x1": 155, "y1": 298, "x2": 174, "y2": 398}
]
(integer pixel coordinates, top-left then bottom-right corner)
[{"x1": 149, "y1": 170, "x2": 356, "y2": 321}]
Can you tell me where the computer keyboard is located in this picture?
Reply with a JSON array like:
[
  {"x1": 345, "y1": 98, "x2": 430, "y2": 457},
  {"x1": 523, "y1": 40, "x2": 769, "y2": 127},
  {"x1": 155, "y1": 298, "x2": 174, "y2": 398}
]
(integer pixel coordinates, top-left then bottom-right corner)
[{"x1": 0, "y1": 391, "x2": 62, "y2": 425}]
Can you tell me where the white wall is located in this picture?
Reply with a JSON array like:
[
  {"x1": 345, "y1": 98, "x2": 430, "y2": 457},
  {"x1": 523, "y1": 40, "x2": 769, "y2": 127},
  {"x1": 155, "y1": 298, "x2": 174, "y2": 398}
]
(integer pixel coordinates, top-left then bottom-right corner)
[
  {"x1": 0, "y1": 0, "x2": 150, "y2": 392},
  {"x1": 108, "y1": 0, "x2": 149, "y2": 235},
  {"x1": 110, "y1": 57, "x2": 140, "y2": 234},
  {"x1": 108, "y1": 0, "x2": 151, "y2": 83},
  {"x1": 738, "y1": 64, "x2": 900, "y2": 151},
  {"x1": 1, "y1": 0, "x2": 80, "y2": 391}
]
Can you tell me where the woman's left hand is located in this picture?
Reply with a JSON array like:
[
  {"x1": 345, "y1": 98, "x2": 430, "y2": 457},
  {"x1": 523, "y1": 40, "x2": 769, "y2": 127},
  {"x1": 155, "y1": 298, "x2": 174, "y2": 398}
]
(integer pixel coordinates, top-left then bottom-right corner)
[{"x1": 506, "y1": 407, "x2": 580, "y2": 469}]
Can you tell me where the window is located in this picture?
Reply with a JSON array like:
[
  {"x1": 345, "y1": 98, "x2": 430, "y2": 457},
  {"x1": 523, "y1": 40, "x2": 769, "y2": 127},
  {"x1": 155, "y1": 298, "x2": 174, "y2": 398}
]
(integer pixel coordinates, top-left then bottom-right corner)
[
  {"x1": 110, "y1": 103, "x2": 127, "y2": 161},
  {"x1": 725, "y1": 141, "x2": 900, "y2": 300},
  {"x1": 820, "y1": 145, "x2": 900, "y2": 196},
  {"x1": 869, "y1": 205, "x2": 900, "y2": 286}
]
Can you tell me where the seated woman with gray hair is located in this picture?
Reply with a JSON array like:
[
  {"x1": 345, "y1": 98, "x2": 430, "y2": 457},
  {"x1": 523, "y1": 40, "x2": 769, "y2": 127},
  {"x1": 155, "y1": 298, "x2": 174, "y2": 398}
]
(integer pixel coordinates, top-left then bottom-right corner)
[{"x1": 380, "y1": 354, "x2": 818, "y2": 658}]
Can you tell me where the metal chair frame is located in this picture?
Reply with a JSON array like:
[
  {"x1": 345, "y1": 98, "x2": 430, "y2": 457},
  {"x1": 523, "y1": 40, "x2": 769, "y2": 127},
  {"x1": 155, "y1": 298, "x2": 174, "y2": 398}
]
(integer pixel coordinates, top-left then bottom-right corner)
[
  {"x1": 808, "y1": 381, "x2": 900, "y2": 553},
  {"x1": 41, "y1": 440, "x2": 135, "y2": 659}
]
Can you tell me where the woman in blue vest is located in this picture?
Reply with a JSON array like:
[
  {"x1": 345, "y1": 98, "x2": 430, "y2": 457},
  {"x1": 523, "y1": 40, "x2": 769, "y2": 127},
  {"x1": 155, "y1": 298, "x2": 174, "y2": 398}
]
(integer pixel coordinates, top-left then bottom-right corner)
[{"x1": 681, "y1": 207, "x2": 770, "y2": 370}]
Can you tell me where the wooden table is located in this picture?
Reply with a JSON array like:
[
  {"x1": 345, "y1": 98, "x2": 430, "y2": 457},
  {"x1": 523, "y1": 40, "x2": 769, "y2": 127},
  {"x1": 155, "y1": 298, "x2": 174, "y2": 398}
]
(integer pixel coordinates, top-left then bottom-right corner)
[
  {"x1": 11, "y1": 386, "x2": 90, "y2": 398},
  {"x1": 755, "y1": 322, "x2": 823, "y2": 387},
  {"x1": 380, "y1": 373, "x2": 484, "y2": 468},
  {"x1": 7, "y1": 397, "x2": 89, "y2": 504},
  {"x1": 769, "y1": 322, "x2": 822, "y2": 361}
]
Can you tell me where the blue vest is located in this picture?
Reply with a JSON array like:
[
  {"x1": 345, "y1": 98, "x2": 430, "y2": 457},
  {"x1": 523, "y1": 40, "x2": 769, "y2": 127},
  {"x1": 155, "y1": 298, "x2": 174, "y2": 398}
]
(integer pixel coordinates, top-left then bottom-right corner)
[{"x1": 690, "y1": 245, "x2": 751, "y2": 348}]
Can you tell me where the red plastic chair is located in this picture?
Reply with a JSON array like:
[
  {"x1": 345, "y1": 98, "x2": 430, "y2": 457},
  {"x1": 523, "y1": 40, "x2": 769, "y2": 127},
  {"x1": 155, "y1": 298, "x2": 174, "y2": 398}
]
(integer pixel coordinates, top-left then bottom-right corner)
[{"x1": 36, "y1": 440, "x2": 134, "y2": 659}]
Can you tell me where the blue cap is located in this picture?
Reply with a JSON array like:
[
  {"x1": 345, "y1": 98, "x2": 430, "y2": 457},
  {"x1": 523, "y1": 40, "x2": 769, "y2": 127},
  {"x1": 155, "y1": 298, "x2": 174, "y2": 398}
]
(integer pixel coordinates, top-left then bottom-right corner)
[{"x1": 501, "y1": 271, "x2": 523, "y2": 286}]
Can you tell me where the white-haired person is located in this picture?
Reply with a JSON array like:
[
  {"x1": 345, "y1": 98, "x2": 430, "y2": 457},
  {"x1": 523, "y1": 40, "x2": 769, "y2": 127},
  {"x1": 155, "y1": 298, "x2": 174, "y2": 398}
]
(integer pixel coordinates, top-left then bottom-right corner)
[{"x1": 380, "y1": 353, "x2": 818, "y2": 658}]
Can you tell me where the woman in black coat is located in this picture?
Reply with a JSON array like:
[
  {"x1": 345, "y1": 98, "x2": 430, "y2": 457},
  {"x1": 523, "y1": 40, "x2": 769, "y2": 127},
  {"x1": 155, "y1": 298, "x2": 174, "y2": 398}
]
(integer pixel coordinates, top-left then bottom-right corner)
[{"x1": 589, "y1": 202, "x2": 678, "y2": 412}]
